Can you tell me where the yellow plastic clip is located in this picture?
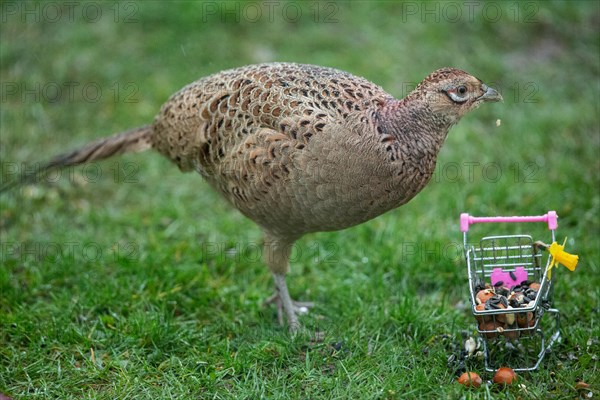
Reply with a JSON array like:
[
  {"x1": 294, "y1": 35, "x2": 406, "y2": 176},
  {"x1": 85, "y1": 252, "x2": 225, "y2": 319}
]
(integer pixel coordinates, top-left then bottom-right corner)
[{"x1": 546, "y1": 237, "x2": 579, "y2": 280}]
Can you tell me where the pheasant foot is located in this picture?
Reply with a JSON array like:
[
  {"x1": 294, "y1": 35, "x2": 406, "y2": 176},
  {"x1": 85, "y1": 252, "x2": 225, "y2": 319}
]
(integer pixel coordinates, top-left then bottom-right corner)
[{"x1": 264, "y1": 273, "x2": 314, "y2": 332}]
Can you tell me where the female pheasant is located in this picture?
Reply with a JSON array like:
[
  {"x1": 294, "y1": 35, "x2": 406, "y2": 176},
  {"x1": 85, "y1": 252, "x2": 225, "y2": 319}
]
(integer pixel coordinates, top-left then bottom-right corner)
[{"x1": 4, "y1": 63, "x2": 502, "y2": 331}]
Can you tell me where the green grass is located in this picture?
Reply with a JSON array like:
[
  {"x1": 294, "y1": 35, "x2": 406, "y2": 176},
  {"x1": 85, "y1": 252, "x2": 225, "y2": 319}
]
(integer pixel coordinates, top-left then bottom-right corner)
[{"x1": 1, "y1": 1, "x2": 599, "y2": 398}]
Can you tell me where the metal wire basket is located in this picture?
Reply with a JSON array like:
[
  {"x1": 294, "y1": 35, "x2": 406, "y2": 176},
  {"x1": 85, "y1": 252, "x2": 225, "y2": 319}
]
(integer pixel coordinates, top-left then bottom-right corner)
[{"x1": 461, "y1": 211, "x2": 561, "y2": 372}]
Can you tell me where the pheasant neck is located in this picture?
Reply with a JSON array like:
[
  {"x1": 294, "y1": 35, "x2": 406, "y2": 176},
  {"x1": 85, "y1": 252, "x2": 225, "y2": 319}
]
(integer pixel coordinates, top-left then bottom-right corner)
[{"x1": 379, "y1": 99, "x2": 456, "y2": 159}]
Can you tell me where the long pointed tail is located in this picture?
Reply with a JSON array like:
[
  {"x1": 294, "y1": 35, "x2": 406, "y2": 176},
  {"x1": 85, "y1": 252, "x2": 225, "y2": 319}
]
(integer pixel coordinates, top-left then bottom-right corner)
[{"x1": 1, "y1": 125, "x2": 153, "y2": 193}]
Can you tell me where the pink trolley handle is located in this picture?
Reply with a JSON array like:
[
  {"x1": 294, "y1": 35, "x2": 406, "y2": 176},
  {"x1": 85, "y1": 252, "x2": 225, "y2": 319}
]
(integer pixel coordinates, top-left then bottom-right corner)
[{"x1": 460, "y1": 211, "x2": 558, "y2": 232}]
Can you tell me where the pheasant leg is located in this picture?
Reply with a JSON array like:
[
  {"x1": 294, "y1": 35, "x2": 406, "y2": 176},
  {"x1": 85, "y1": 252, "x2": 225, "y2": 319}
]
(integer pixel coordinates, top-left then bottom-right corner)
[
  {"x1": 262, "y1": 233, "x2": 314, "y2": 332},
  {"x1": 264, "y1": 275, "x2": 314, "y2": 329}
]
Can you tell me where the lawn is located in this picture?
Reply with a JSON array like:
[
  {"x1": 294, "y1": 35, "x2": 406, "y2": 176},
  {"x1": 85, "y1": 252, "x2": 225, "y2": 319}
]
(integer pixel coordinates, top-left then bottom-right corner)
[{"x1": 1, "y1": 1, "x2": 598, "y2": 399}]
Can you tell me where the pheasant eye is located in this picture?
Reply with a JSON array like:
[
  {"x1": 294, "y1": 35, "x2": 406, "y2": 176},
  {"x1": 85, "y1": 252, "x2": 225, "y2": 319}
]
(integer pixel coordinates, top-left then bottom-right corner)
[{"x1": 446, "y1": 85, "x2": 470, "y2": 103}]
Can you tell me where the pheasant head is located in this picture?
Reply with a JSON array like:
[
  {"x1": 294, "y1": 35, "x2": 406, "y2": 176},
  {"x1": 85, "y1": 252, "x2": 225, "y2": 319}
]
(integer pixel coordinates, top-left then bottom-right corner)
[{"x1": 414, "y1": 67, "x2": 503, "y2": 122}]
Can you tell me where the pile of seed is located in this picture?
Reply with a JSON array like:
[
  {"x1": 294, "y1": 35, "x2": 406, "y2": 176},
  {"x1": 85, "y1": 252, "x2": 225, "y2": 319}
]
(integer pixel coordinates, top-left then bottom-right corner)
[{"x1": 473, "y1": 280, "x2": 542, "y2": 339}]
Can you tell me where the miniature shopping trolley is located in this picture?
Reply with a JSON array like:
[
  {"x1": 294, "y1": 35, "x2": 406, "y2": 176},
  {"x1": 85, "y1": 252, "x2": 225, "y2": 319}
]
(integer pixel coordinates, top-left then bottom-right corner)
[{"x1": 461, "y1": 211, "x2": 579, "y2": 372}]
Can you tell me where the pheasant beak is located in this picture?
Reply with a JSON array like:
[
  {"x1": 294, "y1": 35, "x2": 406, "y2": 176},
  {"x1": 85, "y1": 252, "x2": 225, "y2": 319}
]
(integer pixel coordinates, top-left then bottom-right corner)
[{"x1": 480, "y1": 84, "x2": 502, "y2": 102}]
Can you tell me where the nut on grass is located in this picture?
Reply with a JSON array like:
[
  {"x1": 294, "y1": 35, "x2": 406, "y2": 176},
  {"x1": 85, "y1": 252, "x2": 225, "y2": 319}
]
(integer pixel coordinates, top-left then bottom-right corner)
[
  {"x1": 493, "y1": 367, "x2": 518, "y2": 386},
  {"x1": 457, "y1": 371, "x2": 483, "y2": 388},
  {"x1": 575, "y1": 380, "x2": 591, "y2": 394},
  {"x1": 465, "y1": 337, "x2": 478, "y2": 356}
]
